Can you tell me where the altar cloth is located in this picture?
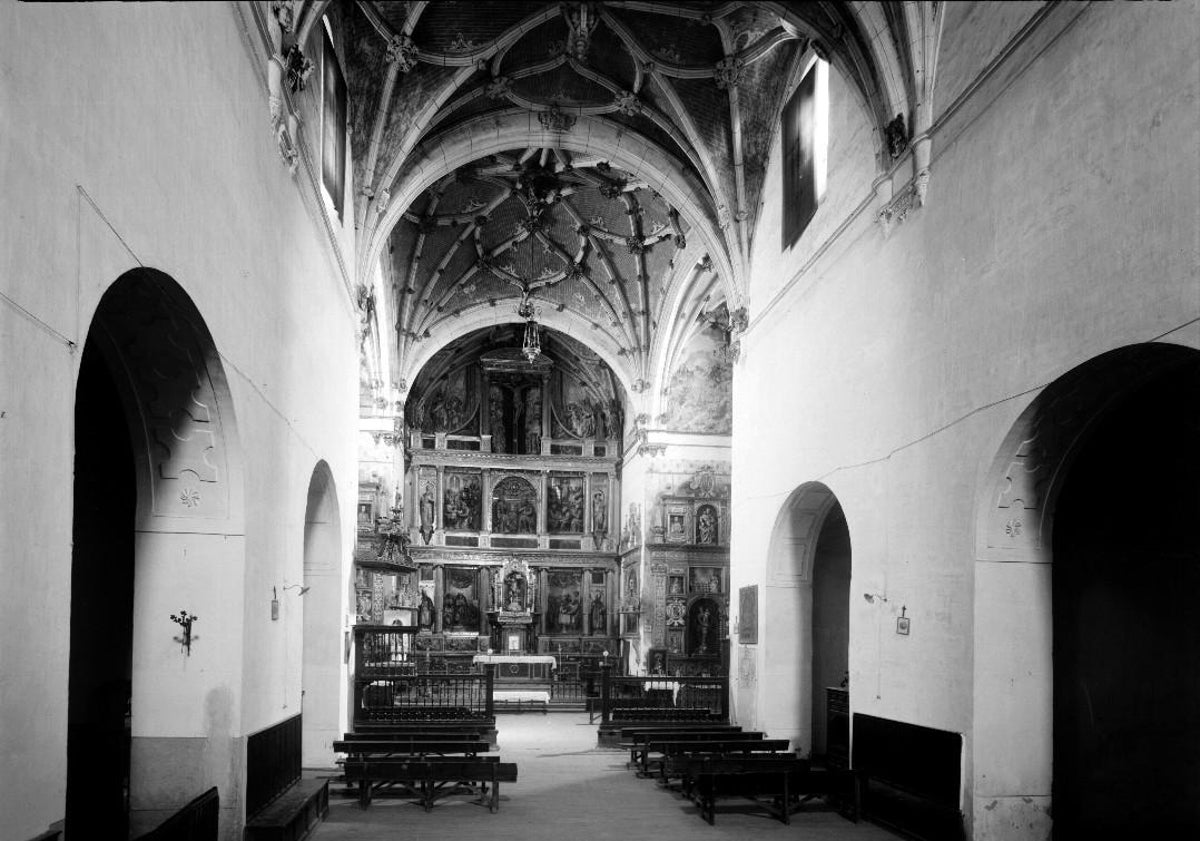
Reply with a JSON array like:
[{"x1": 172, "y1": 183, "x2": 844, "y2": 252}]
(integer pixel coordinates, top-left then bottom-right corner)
[
  {"x1": 492, "y1": 690, "x2": 551, "y2": 703},
  {"x1": 472, "y1": 654, "x2": 557, "y2": 665}
]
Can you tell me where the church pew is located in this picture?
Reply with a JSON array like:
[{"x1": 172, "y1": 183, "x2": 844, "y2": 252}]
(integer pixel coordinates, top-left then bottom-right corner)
[
  {"x1": 342, "y1": 730, "x2": 486, "y2": 743},
  {"x1": 625, "y1": 729, "x2": 757, "y2": 770},
  {"x1": 343, "y1": 758, "x2": 518, "y2": 812},
  {"x1": 333, "y1": 739, "x2": 491, "y2": 758},
  {"x1": 692, "y1": 765, "x2": 803, "y2": 825},
  {"x1": 639, "y1": 738, "x2": 791, "y2": 777},
  {"x1": 350, "y1": 720, "x2": 497, "y2": 746}
]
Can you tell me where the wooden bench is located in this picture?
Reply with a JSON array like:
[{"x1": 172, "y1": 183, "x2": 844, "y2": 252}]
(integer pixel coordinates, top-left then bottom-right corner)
[
  {"x1": 626, "y1": 729, "x2": 757, "y2": 771},
  {"x1": 640, "y1": 737, "x2": 790, "y2": 777},
  {"x1": 667, "y1": 754, "x2": 859, "y2": 815},
  {"x1": 343, "y1": 759, "x2": 517, "y2": 812},
  {"x1": 693, "y1": 762, "x2": 807, "y2": 825},
  {"x1": 349, "y1": 721, "x2": 497, "y2": 746},
  {"x1": 244, "y1": 779, "x2": 328, "y2": 841},
  {"x1": 611, "y1": 706, "x2": 722, "y2": 722},
  {"x1": 333, "y1": 739, "x2": 490, "y2": 757}
]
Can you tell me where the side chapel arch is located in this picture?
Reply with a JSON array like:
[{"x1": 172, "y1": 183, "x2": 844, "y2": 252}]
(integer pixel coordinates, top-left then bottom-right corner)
[
  {"x1": 70, "y1": 268, "x2": 245, "y2": 837},
  {"x1": 973, "y1": 342, "x2": 1200, "y2": 838},
  {"x1": 755, "y1": 481, "x2": 851, "y2": 755}
]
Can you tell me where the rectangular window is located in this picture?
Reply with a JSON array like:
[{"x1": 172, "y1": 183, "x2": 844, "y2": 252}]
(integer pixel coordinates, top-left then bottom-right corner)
[
  {"x1": 782, "y1": 58, "x2": 827, "y2": 249},
  {"x1": 321, "y1": 24, "x2": 347, "y2": 220}
]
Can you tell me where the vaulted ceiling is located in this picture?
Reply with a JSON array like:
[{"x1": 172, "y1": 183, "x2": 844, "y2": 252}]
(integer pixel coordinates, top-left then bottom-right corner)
[{"x1": 287, "y1": 1, "x2": 942, "y2": 402}]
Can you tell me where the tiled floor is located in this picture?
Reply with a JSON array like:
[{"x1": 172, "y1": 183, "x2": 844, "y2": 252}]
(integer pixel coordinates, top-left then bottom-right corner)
[{"x1": 307, "y1": 713, "x2": 901, "y2": 841}]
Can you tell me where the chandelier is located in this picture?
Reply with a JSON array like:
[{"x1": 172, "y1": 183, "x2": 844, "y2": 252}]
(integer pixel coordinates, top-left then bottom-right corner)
[{"x1": 518, "y1": 290, "x2": 540, "y2": 363}]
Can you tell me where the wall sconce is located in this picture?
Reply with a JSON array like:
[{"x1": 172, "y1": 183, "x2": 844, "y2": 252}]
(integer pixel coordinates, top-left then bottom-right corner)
[
  {"x1": 170, "y1": 610, "x2": 198, "y2": 655},
  {"x1": 271, "y1": 587, "x2": 280, "y2": 621},
  {"x1": 283, "y1": 583, "x2": 311, "y2": 596},
  {"x1": 863, "y1": 592, "x2": 889, "y2": 604}
]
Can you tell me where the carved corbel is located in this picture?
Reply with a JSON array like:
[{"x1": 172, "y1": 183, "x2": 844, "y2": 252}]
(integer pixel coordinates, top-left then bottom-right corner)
[{"x1": 911, "y1": 133, "x2": 932, "y2": 206}]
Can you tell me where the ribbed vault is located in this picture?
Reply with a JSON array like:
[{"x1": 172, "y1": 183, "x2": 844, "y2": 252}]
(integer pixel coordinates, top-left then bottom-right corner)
[{"x1": 280, "y1": 1, "x2": 942, "y2": 410}]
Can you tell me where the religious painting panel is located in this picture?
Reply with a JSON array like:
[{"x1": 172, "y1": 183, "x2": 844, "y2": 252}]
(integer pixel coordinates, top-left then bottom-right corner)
[
  {"x1": 689, "y1": 597, "x2": 720, "y2": 656},
  {"x1": 421, "y1": 365, "x2": 477, "y2": 434},
  {"x1": 355, "y1": 588, "x2": 373, "y2": 624},
  {"x1": 695, "y1": 503, "x2": 719, "y2": 545},
  {"x1": 738, "y1": 585, "x2": 758, "y2": 644},
  {"x1": 647, "y1": 647, "x2": 669, "y2": 676},
  {"x1": 417, "y1": 580, "x2": 436, "y2": 630},
  {"x1": 546, "y1": 570, "x2": 584, "y2": 634},
  {"x1": 667, "y1": 629, "x2": 684, "y2": 655},
  {"x1": 491, "y1": 475, "x2": 538, "y2": 534},
  {"x1": 442, "y1": 566, "x2": 481, "y2": 632},
  {"x1": 417, "y1": 467, "x2": 437, "y2": 544},
  {"x1": 590, "y1": 473, "x2": 609, "y2": 549},
  {"x1": 442, "y1": 470, "x2": 482, "y2": 531},
  {"x1": 586, "y1": 592, "x2": 607, "y2": 636},
  {"x1": 582, "y1": 639, "x2": 609, "y2": 655},
  {"x1": 553, "y1": 372, "x2": 608, "y2": 439},
  {"x1": 665, "y1": 504, "x2": 689, "y2": 543},
  {"x1": 547, "y1": 474, "x2": 585, "y2": 534},
  {"x1": 689, "y1": 566, "x2": 724, "y2": 594},
  {"x1": 668, "y1": 575, "x2": 685, "y2": 597}
]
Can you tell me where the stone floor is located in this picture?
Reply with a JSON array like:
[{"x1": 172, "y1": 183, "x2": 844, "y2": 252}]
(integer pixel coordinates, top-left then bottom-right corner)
[{"x1": 307, "y1": 713, "x2": 901, "y2": 841}]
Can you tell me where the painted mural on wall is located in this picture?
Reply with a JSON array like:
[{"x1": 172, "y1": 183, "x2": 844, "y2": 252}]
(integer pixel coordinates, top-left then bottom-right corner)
[
  {"x1": 420, "y1": 366, "x2": 477, "y2": 433},
  {"x1": 545, "y1": 570, "x2": 584, "y2": 634},
  {"x1": 442, "y1": 470, "x2": 482, "y2": 530},
  {"x1": 491, "y1": 476, "x2": 538, "y2": 534},
  {"x1": 442, "y1": 566, "x2": 481, "y2": 632},
  {"x1": 661, "y1": 329, "x2": 732, "y2": 433},
  {"x1": 552, "y1": 373, "x2": 615, "y2": 440},
  {"x1": 547, "y1": 474, "x2": 585, "y2": 534}
]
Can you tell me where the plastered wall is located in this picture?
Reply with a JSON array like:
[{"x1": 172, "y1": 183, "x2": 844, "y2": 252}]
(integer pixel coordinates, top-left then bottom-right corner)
[
  {"x1": 0, "y1": 3, "x2": 358, "y2": 839},
  {"x1": 731, "y1": 3, "x2": 1199, "y2": 839}
]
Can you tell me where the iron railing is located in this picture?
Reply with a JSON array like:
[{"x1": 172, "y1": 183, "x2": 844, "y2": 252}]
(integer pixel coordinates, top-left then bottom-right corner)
[{"x1": 599, "y1": 669, "x2": 729, "y2": 723}]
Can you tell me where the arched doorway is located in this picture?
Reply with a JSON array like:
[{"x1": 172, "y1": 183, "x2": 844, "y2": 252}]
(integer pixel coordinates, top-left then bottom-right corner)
[
  {"x1": 760, "y1": 482, "x2": 851, "y2": 756},
  {"x1": 68, "y1": 269, "x2": 242, "y2": 837},
  {"x1": 810, "y1": 502, "x2": 850, "y2": 765},
  {"x1": 1051, "y1": 357, "x2": 1200, "y2": 835},
  {"x1": 301, "y1": 461, "x2": 344, "y2": 767},
  {"x1": 974, "y1": 343, "x2": 1200, "y2": 838},
  {"x1": 68, "y1": 336, "x2": 137, "y2": 834}
]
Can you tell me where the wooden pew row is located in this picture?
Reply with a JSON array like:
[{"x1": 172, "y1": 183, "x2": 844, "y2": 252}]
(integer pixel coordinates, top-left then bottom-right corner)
[
  {"x1": 333, "y1": 739, "x2": 490, "y2": 758},
  {"x1": 625, "y1": 729, "x2": 757, "y2": 771},
  {"x1": 598, "y1": 713, "x2": 730, "y2": 746},
  {"x1": 349, "y1": 721, "x2": 497, "y2": 746},
  {"x1": 639, "y1": 737, "x2": 790, "y2": 777},
  {"x1": 343, "y1": 759, "x2": 518, "y2": 812}
]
